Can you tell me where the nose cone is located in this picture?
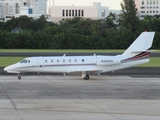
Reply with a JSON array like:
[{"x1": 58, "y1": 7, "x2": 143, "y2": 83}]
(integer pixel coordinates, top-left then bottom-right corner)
[
  {"x1": 4, "y1": 66, "x2": 9, "y2": 71},
  {"x1": 3, "y1": 64, "x2": 20, "y2": 73},
  {"x1": 4, "y1": 65, "x2": 12, "y2": 72}
]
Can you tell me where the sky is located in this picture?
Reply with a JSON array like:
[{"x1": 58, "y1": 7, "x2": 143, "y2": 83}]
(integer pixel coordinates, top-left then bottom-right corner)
[{"x1": 49, "y1": 0, "x2": 122, "y2": 10}]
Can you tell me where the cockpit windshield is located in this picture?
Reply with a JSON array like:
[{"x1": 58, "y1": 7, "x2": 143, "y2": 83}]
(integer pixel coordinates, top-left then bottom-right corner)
[{"x1": 19, "y1": 59, "x2": 30, "y2": 63}]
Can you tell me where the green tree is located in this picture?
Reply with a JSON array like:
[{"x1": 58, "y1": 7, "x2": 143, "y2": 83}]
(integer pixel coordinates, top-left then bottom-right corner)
[
  {"x1": 3, "y1": 15, "x2": 49, "y2": 31},
  {"x1": 143, "y1": 15, "x2": 160, "y2": 32},
  {"x1": 4, "y1": 16, "x2": 35, "y2": 31},
  {"x1": 34, "y1": 15, "x2": 48, "y2": 31},
  {"x1": 119, "y1": 0, "x2": 139, "y2": 32},
  {"x1": 104, "y1": 12, "x2": 117, "y2": 29}
]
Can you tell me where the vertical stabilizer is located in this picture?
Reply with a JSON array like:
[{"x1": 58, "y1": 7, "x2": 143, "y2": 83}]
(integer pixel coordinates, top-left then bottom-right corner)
[{"x1": 123, "y1": 32, "x2": 155, "y2": 56}]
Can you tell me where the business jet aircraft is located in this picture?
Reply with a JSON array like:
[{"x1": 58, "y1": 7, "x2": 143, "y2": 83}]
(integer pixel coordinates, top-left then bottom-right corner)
[{"x1": 4, "y1": 32, "x2": 155, "y2": 80}]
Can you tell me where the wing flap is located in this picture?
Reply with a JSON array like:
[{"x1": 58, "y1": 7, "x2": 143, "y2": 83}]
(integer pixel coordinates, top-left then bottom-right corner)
[{"x1": 69, "y1": 69, "x2": 102, "y2": 74}]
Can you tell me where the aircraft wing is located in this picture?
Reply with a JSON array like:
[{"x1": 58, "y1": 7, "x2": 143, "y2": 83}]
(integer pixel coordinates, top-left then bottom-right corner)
[{"x1": 68, "y1": 69, "x2": 102, "y2": 74}]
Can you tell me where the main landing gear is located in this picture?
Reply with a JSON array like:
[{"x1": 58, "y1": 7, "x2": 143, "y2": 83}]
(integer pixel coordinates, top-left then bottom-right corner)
[
  {"x1": 83, "y1": 74, "x2": 90, "y2": 80},
  {"x1": 81, "y1": 72, "x2": 90, "y2": 80}
]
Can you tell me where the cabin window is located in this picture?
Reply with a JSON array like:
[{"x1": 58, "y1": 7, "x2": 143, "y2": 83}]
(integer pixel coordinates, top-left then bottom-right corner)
[
  {"x1": 63, "y1": 59, "x2": 65, "y2": 62},
  {"x1": 28, "y1": 60, "x2": 30, "y2": 63},
  {"x1": 57, "y1": 59, "x2": 59, "y2": 63},
  {"x1": 75, "y1": 59, "x2": 77, "y2": 62},
  {"x1": 69, "y1": 59, "x2": 71, "y2": 62},
  {"x1": 82, "y1": 59, "x2": 84, "y2": 62},
  {"x1": 45, "y1": 60, "x2": 47, "y2": 63},
  {"x1": 51, "y1": 60, "x2": 53, "y2": 63}
]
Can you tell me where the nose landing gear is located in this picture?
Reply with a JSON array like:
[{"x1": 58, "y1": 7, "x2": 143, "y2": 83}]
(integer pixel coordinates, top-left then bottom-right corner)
[
  {"x1": 18, "y1": 76, "x2": 21, "y2": 80},
  {"x1": 17, "y1": 74, "x2": 21, "y2": 80}
]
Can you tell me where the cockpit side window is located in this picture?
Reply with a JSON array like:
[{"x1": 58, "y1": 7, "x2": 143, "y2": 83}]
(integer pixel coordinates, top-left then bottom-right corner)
[
  {"x1": 20, "y1": 60, "x2": 25, "y2": 63},
  {"x1": 20, "y1": 59, "x2": 30, "y2": 63},
  {"x1": 24, "y1": 60, "x2": 28, "y2": 63}
]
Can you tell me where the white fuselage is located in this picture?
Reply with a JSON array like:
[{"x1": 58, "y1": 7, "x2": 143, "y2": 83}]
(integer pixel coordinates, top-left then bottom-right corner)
[{"x1": 4, "y1": 55, "x2": 149, "y2": 74}]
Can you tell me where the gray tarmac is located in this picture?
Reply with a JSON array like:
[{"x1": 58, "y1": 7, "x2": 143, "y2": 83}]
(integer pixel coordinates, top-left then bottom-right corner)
[{"x1": 0, "y1": 75, "x2": 160, "y2": 120}]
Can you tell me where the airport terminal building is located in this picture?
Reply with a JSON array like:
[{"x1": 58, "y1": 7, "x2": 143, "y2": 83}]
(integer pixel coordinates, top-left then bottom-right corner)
[{"x1": 48, "y1": 2, "x2": 109, "y2": 23}]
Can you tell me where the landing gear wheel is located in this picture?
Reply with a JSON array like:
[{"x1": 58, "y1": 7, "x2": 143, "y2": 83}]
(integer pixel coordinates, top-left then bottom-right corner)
[
  {"x1": 84, "y1": 74, "x2": 90, "y2": 80},
  {"x1": 18, "y1": 76, "x2": 21, "y2": 80}
]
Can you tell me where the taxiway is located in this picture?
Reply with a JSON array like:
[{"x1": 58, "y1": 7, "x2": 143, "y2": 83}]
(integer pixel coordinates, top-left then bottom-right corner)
[{"x1": 0, "y1": 75, "x2": 160, "y2": 120}]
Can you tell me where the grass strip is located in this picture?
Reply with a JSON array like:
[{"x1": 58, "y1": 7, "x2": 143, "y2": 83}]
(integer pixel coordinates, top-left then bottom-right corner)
[
  {"x1": 0, "y1": 49, "x2": 159, "y2": 53},
  {"x1": 137, "y1": 57, "x2": 160, "y2": 67},
  {"x1": 0, "y1": 57, "x2": 25, "y2": 67}
]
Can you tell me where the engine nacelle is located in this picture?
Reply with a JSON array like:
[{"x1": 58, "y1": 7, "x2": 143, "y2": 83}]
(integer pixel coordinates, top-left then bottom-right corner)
[{"x1": 96, "y1": 56, "x2": 121, "y2": 66}]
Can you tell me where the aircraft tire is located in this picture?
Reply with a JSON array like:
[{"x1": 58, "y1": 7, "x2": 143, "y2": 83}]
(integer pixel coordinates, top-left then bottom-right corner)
[
  {"x1": 84, "y1": 74, "x2": 89, "y2": 80},
  {"x1": 18, "y1": 76, "x2": 21, "y2": 80}
]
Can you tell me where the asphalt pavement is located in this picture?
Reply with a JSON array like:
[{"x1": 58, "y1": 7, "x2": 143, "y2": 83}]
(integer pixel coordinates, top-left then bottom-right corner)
[{"x1": 0, "y1": 76, "x2": 160, "y2": 120}]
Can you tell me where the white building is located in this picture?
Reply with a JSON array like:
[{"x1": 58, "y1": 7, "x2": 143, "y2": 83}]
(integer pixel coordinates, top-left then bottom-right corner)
[
  {"x1": 135, "y1": 0, "x2": 160, "y2": 19},
  {"x1": 0, "y1": 0, "x2": 21, "y2": 19},
  {"x1": 48, "y1": 2, "x2": 109, "y2": 23},
  {"x1": 0, "y1": 0, "x2": 48, "y2": 21},
  {"x1": 5, "y1": 6, "x2": 51, "y2": 22}
]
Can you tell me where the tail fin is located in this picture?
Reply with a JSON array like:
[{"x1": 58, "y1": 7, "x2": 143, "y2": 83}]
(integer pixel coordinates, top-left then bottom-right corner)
[{"x1": 123, "y1": 32, "x2": 155, "y2": 56}]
